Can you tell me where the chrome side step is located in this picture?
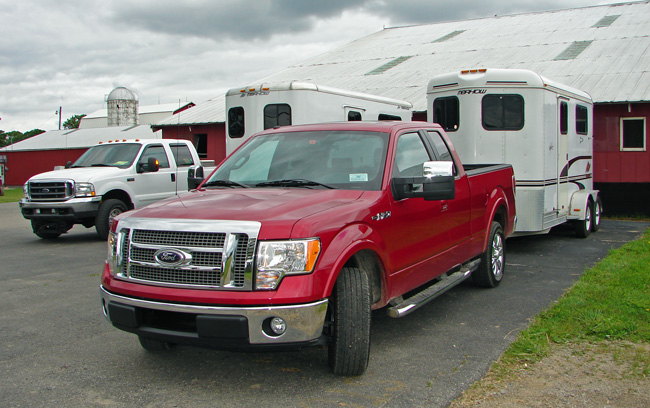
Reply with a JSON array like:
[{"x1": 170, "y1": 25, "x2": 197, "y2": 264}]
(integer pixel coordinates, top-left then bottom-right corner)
[{"x1": 386, "y1": 259, "x2": 481, "y2": 318}]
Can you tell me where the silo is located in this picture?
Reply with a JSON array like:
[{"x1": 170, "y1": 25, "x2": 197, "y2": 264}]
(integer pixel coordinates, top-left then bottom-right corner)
[{"x1": 107, "y1": 87, "x2": 139, "y2": 127}]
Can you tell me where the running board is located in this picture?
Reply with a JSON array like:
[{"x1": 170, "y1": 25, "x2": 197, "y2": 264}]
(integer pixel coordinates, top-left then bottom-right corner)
[{"x1": 386, "y1": 259, "x2": 481, "y2": 318}]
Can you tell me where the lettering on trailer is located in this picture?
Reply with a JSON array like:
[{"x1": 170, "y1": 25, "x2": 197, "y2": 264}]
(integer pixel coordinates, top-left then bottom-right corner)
[
  {"x1": 457, "y1": 89, "x2": 487, "y2": 95},
  {"x1": 240, "y1": 90, "x2": 270, "y2": 98}
]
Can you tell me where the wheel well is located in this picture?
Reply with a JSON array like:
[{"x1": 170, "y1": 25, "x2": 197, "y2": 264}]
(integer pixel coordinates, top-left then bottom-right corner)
[
  {"x1": 493, "y1": 205, "x2": 507, "y2": 230},
  {"x1": 343, "y1": 250, "x2": 383, "y2": 305},
  {"x1": 102, "y1": 190, "x2": 133, "y2": 210}
]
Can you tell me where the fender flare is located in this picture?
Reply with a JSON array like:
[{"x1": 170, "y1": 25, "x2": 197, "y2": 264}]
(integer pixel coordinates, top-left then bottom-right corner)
[{"x1": 569, "y1": 190, "x2": 599, "y2": 221}]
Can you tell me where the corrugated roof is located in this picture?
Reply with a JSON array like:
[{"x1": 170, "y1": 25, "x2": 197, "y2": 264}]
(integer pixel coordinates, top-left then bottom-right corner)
[
  {"x1": 155, "y1": 1, "x2": 650, "y2": 124},
  {"x1": 155, "y1": 95, "x2": 226, "y2": 126},
  {"x1": 0, "y1": 126, "x2": 161, "y2": 152}
]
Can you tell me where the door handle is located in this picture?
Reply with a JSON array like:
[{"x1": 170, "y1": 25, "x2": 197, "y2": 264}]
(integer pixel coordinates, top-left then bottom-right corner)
[
  {"x1": 171, "y1": 173, "x2": 176, "y2": 182},
  {"x1": 441, "y1": 200, "x2": 449, "y2": 212}
]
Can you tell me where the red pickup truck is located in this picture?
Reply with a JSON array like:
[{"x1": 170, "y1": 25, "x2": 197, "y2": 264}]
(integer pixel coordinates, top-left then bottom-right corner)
[{"x1": 100, "y1": 122, "x2": 516, "y2": 376}]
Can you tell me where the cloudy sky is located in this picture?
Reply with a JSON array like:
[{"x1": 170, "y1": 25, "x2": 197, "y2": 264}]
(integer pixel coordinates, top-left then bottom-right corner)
[{"x1": 1, "y1": 0, "x2": 615, "y2": 132}]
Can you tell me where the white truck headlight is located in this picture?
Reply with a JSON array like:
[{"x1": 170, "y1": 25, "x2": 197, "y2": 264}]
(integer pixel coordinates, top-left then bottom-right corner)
[
  {"x1": 75, "y1": 182, "x2": 96, "y2": 197},
  {"x1": 255, "y1": 239, "x2": 320, "y2": 290}
]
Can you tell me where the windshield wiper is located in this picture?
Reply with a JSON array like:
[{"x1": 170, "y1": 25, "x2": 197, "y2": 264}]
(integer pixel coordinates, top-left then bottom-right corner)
[
  {"x1": 203, "y1": 179, "x2": 249, "y2": 188},
  {"x1": 255, "y1": 179, "x2": 336, "y2": 189},
  {"x1": 90, "y1": 164, "x2": 113, "y2": 167}
]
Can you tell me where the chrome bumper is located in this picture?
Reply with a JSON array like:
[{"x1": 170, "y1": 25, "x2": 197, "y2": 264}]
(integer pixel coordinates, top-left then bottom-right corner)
[{"x1": 100, "y1": 286, "x2": 328, "y2": 345}]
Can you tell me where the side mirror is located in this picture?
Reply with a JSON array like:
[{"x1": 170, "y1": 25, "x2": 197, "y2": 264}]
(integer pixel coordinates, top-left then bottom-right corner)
[
  {"x1": 65, "y1": 161, "x2": 72, "y2": 169},
  {"x1": 392, "y1": 161, "x2": 455, "y2": 201},
  {"x1": 137, "y1": 157, "x2": 160, "y2": 173},
  {"x1": 187, "y1": 166, "x2": 205, "y2": 190}
]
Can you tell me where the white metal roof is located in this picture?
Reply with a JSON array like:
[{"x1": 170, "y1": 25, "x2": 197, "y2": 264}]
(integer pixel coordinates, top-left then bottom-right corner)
[
  {"x1": 0, "y1": 126, "x2": 160, "y2": 152},
  {"x1": 155, "y1": 95, "x2": 226, "y2": 127},
  {"x1": 160, "y1": 1, "x2": 649, "y2": 125}
]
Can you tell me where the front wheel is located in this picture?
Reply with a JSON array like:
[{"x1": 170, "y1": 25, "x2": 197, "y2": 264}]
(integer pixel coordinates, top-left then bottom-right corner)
[
  {"x1": 95, "y1": 199, "x2": 128, "y2": 240},
  {"x1": 575, "y1": 200, "x2": 592, "y2": 238},
  {"x1": 472, "y1": 221, "x2": 505, "y2": 288},
  {"x1": 327, "y1": 266, "x2": 371, "y2": 376}
]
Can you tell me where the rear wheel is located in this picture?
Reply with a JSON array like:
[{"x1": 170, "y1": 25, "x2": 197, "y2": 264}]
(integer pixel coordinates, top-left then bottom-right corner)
[
  {"x1": 327, "y1": 266, "x2": 371, "y2": 376},
  {"x1": 95, "y1": 199, "x2": 128, "y2": 240},
  {"x1": 575, "y1": 200, "x2": 592, "y2": 238},
  {"x1": 472, "y1": 221, "x2": 505, "y2": 288},
  {"x1": 591, "y1": 196, "x2": 603, "y2": 233}
]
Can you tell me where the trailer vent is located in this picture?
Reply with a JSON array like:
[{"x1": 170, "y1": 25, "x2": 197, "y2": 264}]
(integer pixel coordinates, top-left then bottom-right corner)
[
  {"x1": 592, "y1": 15, "x2": 620, "y2": 28},
  {"x1": 554, "y1": 41, "x2": 593, "y2": 61},
  {"x1": 365, "y1": 56, "x2": 413, "y2": 76},
  {"x1": 432, "y1": 30, "x2": 466, "y2": 43}
]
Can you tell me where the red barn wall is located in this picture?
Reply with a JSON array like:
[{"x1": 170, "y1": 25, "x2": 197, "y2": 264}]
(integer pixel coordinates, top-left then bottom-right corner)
[
  {"x1": 2, "y1": 148, "x2": 87, "y2": 187},
  {"x1": 594, "y1": 102, "x2": 650, "y2": 183},
  {"x1": 160, "y1": 123, "x2": 226, "y2": 165}
]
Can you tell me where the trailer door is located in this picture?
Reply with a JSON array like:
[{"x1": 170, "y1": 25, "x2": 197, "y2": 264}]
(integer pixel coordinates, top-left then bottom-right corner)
[{"x1": 557, "y1": 98, "x2": 569, "y2": 216}]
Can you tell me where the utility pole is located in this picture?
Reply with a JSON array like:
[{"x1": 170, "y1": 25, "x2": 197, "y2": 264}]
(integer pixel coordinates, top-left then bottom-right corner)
[{"x1": 58, "y1": 106, "x2": 62, "y2": 130}]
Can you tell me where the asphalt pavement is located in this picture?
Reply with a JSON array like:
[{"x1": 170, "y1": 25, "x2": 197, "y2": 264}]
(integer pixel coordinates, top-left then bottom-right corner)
[{"x1": 0, "y1": 201, "x2": 648, "y2": 408}]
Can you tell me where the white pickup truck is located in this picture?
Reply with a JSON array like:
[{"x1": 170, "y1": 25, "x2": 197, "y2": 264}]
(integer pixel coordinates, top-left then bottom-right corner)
[{"x1": 19, "y1": 139, "x2": 204, "y2": 240}]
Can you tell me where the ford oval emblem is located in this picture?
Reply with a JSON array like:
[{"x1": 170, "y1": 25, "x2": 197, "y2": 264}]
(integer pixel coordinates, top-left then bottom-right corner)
[{"x1": 154, "y1": 249, "x2": 186, "y2": 266}]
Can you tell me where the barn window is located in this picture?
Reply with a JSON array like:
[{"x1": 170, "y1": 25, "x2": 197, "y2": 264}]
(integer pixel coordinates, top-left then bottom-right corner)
[
  {"x1": 264, "y1": 104, "x2": 291, "y2": 129},
  {"x1": 620, "y1": 117, "x2": 646, "y2": 151},
  {"x1": 482, "y1": 94, "x2": 524, "y2": 131},
  {"x1": 576, "y1": 105, "x2": 589, "y2": 135},
  {"x1": 434, "y1": 96, "x2": 459, "y2": 132}
]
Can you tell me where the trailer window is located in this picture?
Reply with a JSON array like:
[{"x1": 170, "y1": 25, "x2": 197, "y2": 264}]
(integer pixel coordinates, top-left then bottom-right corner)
[
  {"x1": 264, "y1": 104, "x2": 292, "y2": 129},
  {"x1": 433, "y1": 96, "x2": 459, "y2": 131},
  {"x1": 620, "y1": 117, "x2": 646, "y2": 151},
  {"x1": 378, "y1": 113, "x2": 402, "y2": 121},
  {"x1": 228, "y1": 107, "x2": 245, "y2": 139},
  {"x1": 560, "y1": 101, "x2": 568, "y2": 135},
  {"x1": 348, "y1": 111, "x2": 362, "y2": 121},
  {"x1": 482, "y1": 94, "x2": 524, "y2": 131},
  {"x1": 576, "y1": 105, "x2": 588, "y2": 135}
]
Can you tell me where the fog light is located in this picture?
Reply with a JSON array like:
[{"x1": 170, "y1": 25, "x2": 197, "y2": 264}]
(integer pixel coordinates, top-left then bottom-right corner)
[{"x1": 270, "y1": 317, "x2": 286, "y2": 335}]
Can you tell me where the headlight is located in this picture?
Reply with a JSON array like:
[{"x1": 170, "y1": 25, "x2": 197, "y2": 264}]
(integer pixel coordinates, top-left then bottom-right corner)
[
  {"x1": 255, "y1": 239, "x2": 320, "y2": 290},
  {"x1": 107, "y1": 228, "x2": 127, "y2": 277},
  {"x1": 23, "y1": 183, "x2": 29, "y2": 198},
  {"x1": 75, "y1": 182, "x2": 95, "y2": 197}
]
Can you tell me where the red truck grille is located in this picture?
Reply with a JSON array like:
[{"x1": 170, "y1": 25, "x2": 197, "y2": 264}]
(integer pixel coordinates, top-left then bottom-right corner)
[{"x1": 118, "y1": 227, "x2": 256, "y2": 290}]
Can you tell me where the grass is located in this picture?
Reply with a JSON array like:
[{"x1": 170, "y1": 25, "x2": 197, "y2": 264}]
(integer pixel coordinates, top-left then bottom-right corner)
[
  {"x1": 492, "y1": 226, "x2": 650, "y2": 378},
  {"x1": 0, "y1": 187, "x2": 23, "y2": 204}
]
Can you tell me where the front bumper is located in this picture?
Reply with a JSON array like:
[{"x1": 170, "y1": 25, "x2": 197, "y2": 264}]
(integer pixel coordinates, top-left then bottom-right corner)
[
  {"x1": 19, "y1": 197, "x2": 101, "y2": 220},
  {"x1": 100, "y1": 286, "x2": 329, "y2": 348}
]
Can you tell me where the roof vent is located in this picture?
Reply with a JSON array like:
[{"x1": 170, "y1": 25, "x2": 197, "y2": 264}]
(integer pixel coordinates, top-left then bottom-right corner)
[
  {"x1": 592, "y1": 15, "x2": 620, "y2": 28},
  {"x1": 432, "y1": 30, "x2": 466, "y2": 43},
  {"x1": 365, "y1": 56, "x2": 413, "y2": 76},
  {"x1": 554, "y1": 41, "x2": 593, "y2": 61}
]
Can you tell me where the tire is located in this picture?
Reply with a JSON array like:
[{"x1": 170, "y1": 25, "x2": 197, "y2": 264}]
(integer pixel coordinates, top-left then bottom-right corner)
[
  {"x1": 575, "y1": 200, "x2": 592, "y2": 238},
  {"x1": 31, "y1": 220, "x2": 72, "y2": 239},
  {"x1": 138, "y1": 336, "x2": 173, "y2": 351},
  {"x1": 472, "y1": 221, "x2": 505, "y2": 288},
  {"x1": 95, "y1": 199, "x2": 128, "y2": 240},
  {"x1": 591, "y1": 196, "x2": 602, "y2": 233},
  {"x1": 327, "y1": 266, "x2": 371, "y2": 376}
]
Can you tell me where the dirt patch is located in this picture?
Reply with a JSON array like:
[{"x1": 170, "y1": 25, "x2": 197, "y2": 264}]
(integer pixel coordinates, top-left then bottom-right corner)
[{"x1": 450, "y1": 342, "x2": 650, "y2": 408}]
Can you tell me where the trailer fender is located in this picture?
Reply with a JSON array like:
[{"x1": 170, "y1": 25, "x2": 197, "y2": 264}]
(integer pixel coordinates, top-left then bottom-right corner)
[{"x1": 568, "y1": 190, "x2": 598, "y2": 221}]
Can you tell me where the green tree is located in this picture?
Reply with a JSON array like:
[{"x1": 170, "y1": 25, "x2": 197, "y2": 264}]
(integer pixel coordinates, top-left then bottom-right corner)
[
  {"x1": 1, "y1": 129, "x2": 45, "y2": 147},
  {"x1": 63, "y1": 114, "x2": 86, "y2": 130}
]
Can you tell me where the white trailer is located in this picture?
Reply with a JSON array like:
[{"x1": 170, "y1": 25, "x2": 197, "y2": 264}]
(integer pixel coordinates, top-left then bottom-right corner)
[
  {"x1": 427, "y1": 68, "x2": 602, "y2": 237},
  {"x1": 225, "y1": 81, "x2": 412, "y2": 155}
]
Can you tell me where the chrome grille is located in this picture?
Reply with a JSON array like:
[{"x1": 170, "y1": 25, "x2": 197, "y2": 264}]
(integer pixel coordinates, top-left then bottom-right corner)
[
  {"x1": 28, "y1": 180, "x2": 73, "y2": 200},
  {"x1": 115, "y1": 219, "x2": 261, "y2": 291}
]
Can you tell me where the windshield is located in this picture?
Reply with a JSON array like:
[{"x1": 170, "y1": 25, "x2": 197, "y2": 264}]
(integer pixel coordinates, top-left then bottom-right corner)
[
  {"x1": 72, "y1": 143, "x2": 142, "y2": 168},
  {"x1": 207, "y1": 130, "x2": 389, "y2": 191}
]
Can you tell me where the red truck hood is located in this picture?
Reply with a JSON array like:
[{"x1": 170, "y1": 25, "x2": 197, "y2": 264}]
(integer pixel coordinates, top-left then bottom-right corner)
[{"x1": 125, "y1": 188, "x2": 366, "y2": 237}]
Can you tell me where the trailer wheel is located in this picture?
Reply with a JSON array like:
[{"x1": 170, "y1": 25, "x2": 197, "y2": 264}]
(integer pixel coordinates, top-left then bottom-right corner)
[
  {"x1": 591, "y1": 196, "x2": 603, "y2": 233},
  {"x1": 327, "y1": 266, "x2": 371, "y2": 376},
  {"x1": 472, "y1": 221, "x2": 505, "y2": 288},
  {"x1": 138, "y1": 336, "x2": 174, "y2": 351},
  {"x1": 575, "y1": 200, "x2": 592, "y2": 238},
  {"x1": 95, "y1": 199, "x2": 128, "y2": 240}
]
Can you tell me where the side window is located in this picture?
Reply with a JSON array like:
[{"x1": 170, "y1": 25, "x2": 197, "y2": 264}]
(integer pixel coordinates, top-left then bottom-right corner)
[
  {"x1": 264, "y1": 104, "x2": 291, "y2": 129},
  {"x1": 378, "y1": 113, "x2": 402, "y2": 121},
  {"x1": 482, "y1": 94, "x2": 524, "y2": 131},
  {"x1": 169, "y1": 144, "x2": 195, "y2": 167},
  {"x1": 348, "y1": 111, "x2": 362, "y2": 121},
  {"x1": 433, "y1": 96, "x2": 459, "y2": 131},
  {"x1": 560, "y1": 101, "x2": 568, "y2": 135},
  {"x1": 393, "y1": 132, "x2": 431, "y2": 177},
  {"x1": 576, "y1": 105, "x2": 589, "y2": 135},
  {"x1": 228, "y1": 107, "x2": 245, "y2": 139},
  {"x1": 620, "y1": 117, "x2": 646, "y2": 151},
  {"x1": 138, "y1": 145, "x2": 170, "y2": 170},
  {"x1": 426, "y1": 131, "x2": 453, "y2": 162}
]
